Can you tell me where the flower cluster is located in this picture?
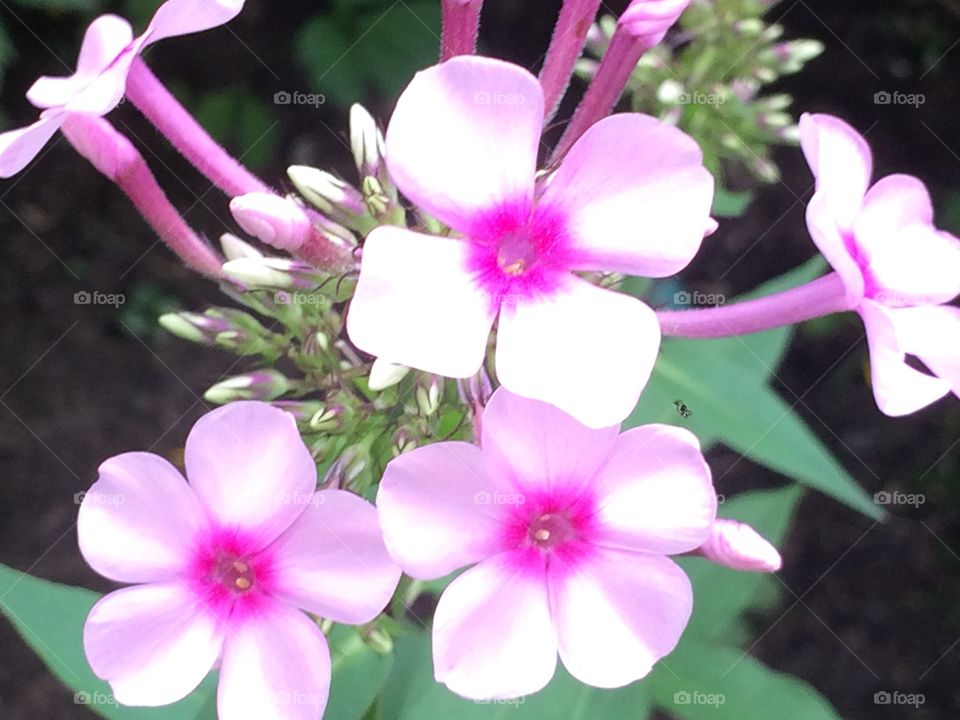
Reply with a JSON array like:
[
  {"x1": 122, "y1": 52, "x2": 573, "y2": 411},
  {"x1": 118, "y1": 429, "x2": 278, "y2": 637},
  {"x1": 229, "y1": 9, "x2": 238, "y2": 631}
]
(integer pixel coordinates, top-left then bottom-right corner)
[{"x1": 2, "y1": 0, "x2": 957, "y2": 719}]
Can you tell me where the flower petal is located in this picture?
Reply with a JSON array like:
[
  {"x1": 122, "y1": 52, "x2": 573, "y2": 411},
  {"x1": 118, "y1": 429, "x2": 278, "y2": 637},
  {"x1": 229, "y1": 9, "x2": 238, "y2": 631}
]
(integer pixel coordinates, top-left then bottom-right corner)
[
  {"x1": 385, "y1": 56, "x2": 542, "y2": 231},
  {"x1": 591, "y1": 424, "x2": 716, "y2": 555},
  {"x1": 855, "y1": 175, "x2": 960, "y2": 306},
  {"x1": 799, "y1": 113, "x2": 871, "y2": 230},
  {"x1": 84, "y1": 583, "x2": 222, "y2": 706},
  {"x1": 0, "y1": 113, "x2": 64, "y2": 178},
  {"x1": 266, "y1": 489, "x2": 401, "y2": 623},
  {"x1": 184, "y1": 402, "x2": 317, "y2": 549},
  {"x1": 143, "y1": 0, "x2": 246, "y2": 46},
  {"x1": 495, "y1": 278, "x2": 659, "y2": 428},
  {"x1": 550, "y1": 548, "x2": 692, "y2": 688},
  {"x1": 377, "y1": 442, "x2": 506, "y2": 580},
  {"x1": 538, "y1": 114, "x2": 714, "y2": 277},
  {"x1": 805, "y1": 191, "x2": 864, "y2": 303},
  {"x1": 78, "y1": 452, "x2": 206, "y2": 583},
  {"x1": 26, "y1": 14, "x2": 134, "y2": 109},
  {"x1": 433, "y1": 553, "x2": 557, "y2": 699},
  {"x1": 479, "y1": 387, "x2": 619, "y2": 498},
  {"x1": 347, "y1": 226, "x2": 495, "y2": 378},
  {"x1": 218, "y1": 602, "x2": 331, "y2": 720},
  {"x1": 889, "y1": 305, "x2": 960, "y2": 397},
  {"x1": 860, "y1": 300, "x2": 950, "y2": 416}
]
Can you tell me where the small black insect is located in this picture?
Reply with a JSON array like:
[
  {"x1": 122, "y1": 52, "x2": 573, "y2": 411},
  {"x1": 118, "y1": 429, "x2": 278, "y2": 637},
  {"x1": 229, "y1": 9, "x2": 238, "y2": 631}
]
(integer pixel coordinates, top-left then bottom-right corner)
[{"x1": 674, "y1": 400, "x2": 693, "y2": 419}]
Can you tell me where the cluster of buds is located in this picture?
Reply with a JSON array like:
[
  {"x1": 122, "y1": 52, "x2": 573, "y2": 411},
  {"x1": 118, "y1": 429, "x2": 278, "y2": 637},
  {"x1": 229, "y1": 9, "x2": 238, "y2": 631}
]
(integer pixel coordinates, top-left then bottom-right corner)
[{"x1": 579, "y1": 0, "x2": 823, "y2": 187}]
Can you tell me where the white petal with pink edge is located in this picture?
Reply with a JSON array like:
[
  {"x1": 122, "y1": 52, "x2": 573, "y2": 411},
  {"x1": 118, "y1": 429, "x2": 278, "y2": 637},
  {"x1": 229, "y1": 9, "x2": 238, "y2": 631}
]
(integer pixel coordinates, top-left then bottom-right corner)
[
  {"x1": 495, "y1": 278, "x2": 659, "y2": 428},
  {"x1": 347, "y1": 227, "x2": 496, "y2": 378},
  {"x1": 0, "y1": 113, "x2": 65, "y2": 178},
  {"x1": 143, "y1": 0, "x2": 246, "y2": 46},
  {"x1": 78, "y1": 452, "x2": 205, "y2": 584},
  {"x1": 550, "y1": 548, "x2": 692, "y2": 688},
  {"x1": 266, "y1": 489, "x2": 401, "y2": 623},
  {"x1": 804, "y1": 192, "x2": 865, "y2": 304},
  {"x1": 539, "y1": 114, "x2": 714, "y2": 277},
  {"x1": 591, "y1": 424, "x2": 716, "y2": 555},
  {"x1": 799, "y1": 113, "x2": 872, "y2": 230},
  {"x1": 184, "y1": 402, "x2": 317, "y2": 550},
  {"x1": 217, "y1": 602, "x2": 331, "y2": 720},
  {"x1": 889, "y1": 305, "x2": 960, "y2": 396},
  {"x1": 84, "y1": 583, "x2": 223, "y2": 706},
  {"x1": 860, "y1": 301, "x2": 950, "y2": 416},
  {"x1": 385, "y1": 56, "x2": 542, "y2": 232},
  {"x1": 479, "y1": 387, "x2": 619, "y2": 498},
  {"x1": 377, "y1": 441, "x2": 506, "y2": 580},
  {"x1": 433, "y1": 553, "x2": 557, "y2": 699}
]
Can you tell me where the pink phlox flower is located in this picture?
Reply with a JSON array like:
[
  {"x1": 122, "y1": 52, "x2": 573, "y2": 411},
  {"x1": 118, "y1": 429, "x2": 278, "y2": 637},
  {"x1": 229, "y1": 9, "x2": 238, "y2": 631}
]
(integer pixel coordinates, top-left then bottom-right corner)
[
  {"x1": 347, "y1": 55, "x2": 714, "y2": 429},
  {"x1": 0, "y1": 0, "x2": 245, "y2": 177},
  {"x1": 800, "y1": 113, "x2": 960, "y2": 416},
  {"x1": 376, "y1": 387, "x2": 719, "y2": 699},
  {"x1": 78, "y1": 401, "x2": 401, "y2": 719}
]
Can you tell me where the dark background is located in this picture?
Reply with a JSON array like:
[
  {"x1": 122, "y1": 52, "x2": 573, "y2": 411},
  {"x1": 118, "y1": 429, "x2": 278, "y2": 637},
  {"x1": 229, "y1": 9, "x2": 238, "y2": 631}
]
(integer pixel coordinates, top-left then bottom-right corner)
[{"x1": 0, "y1": 0, "x2": 958, "y2": 717}]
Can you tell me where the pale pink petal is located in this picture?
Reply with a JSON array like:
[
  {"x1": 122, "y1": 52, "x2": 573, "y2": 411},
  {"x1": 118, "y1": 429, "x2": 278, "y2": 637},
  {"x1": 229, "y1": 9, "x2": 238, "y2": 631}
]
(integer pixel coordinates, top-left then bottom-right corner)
[
  {"x1": 550, "y1": 548, "x2": 692, "y2": 688},
  {"x1": 496, "y1": 278, "x2": 659, "y2": 428},
  {"x1": 78, "y1": 452, "x2": 206, "y2": 584},
  {"x1": 799, "y1": 113, "x2": 871, "y2": 230},
  {"x1": 266, "y1": 489, "x2": 401, "y2": 623},
  {"x1": 218, "y1": 602, "x2": 330, "y2": 720},
  {"x1": 804, "y1": 191, "x2": 865, "y2": 303},
  {"x1": 433, "y1": 553, "x2": 557, "y2": 699},
  {"x1": 377, "y1": 442, "x2": 507, "y2": 580},
  {"x1": 697, "y1": 519, "x2": 782, "y2": 572},
  {"x1": 84, "y1": 583, "x2": 223, "y2": 706},
  {"x1": 62, "y1": 49, "x2": 137, "y2": 115},
  {"x1": 855, "y1": 175, "x2": 960, "y2": 306},
  {"x1": 143, "y1": 0, "x2": 246, "y2": 46},
  {"x1": 479, "y1": 387, "x2": 619, "y2": 498},
  {"x1": 860, "y1": 301, "x2": 950, "y2": 416},
  {"x1": 889, "y1": 305, "x2": 960, "y2": 397},
  {"x1": 591, "y1": 424, "x2": 716, "y2": 555},
  {"x1": 184, "y1": 402, "x2": 317, "y2": 549},
  {"x1": 537, "y1": 114, "x2": 714, "y2": 277},
  {"x1": 26, "y1": 15, "x2": 134, "y2": 109},
  {"x1": 385, "y1": 56, "x2": 542, "y2": 231},
  {"x1": 0, "y1": 113, "x2": 64, "y2": 178},
  {"x1": 347, "y1": 226, "x2": 496, "y2": 378}
]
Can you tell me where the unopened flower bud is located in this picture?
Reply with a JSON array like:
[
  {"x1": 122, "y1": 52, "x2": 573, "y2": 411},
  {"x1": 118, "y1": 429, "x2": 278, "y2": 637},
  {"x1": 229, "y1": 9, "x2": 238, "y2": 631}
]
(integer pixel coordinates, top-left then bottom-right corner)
[
  {"x1": 349, "y1": 104, "x2": 386, "y2": 180},
  {"x1": 697, "y1": 519, "x2": 782, "y2": 572},
  {"x1": 204, "y1": 370, "x2": 291, "y2": 404},
  {"x1": 416, "y1": 376, "x2": 443, "y2": 417},
  {"x1": 656, "y1": 79, "x2": 686, "y2": 104},
  {"x1": 619, "y1": 0, "x2": 690, "y2": 46},
  {"x1": 272, "y1": 400, "x2": 328, "y2": 424},
  {"x1": 222, "y1": 257, "x2": 327, "y2": 290},
  {"x1": 369, "y1": 359, "x2": 410, "y2": 391},
  {"x1": 220, "y1": 232, "x2": 264, "y2": 261},
  {"x1": 287, "y1": 166, "x2": 368, "y2": 226},
  {"x1": 230, "y1": 193, "x2": 313, "y2": 252},
  {"x1": 159, "y1": 312, "x2": 230, "y2": 344},
  {"x1": 732, "y1": 18, "x2": 764, "y2": 37},
  {"x1": 309, "y1": 405, "x2": 346, "y2": 433},
  {"x1": 392, "y1": 427, "x2": 417, "y2": 456},
  {"x1": 361, "y1": 176, "x2": 392, "y2": 218}
]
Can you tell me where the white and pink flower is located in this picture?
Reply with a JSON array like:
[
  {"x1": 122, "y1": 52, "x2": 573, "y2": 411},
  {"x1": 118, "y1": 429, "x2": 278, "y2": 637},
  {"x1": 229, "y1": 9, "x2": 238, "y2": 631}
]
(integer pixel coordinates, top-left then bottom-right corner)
[
  {"x1": 347, "y1": 56, "x2": 714, "y2": 428},
  {"x1": 800, "y1": 113, "x2": 960, "y2": 416},
  {"x1": 377, "y1": 388, "x2": 730, "y2": 699},
  {"x1": 78, "y1": 401, "x2": 401, "y2": 719}
]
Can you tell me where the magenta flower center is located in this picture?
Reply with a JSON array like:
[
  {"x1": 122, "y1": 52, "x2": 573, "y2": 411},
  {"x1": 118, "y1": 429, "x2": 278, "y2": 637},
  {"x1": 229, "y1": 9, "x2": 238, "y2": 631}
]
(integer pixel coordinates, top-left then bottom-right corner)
[
  {"x1": 527, "y1": 511, "x2": 575, "y2": 551},
  {"x1": 212, "y1": 552, "x2": 257, "y2": 594},
  {"x1": 496, "y1": 229, "x2": 539, "y2": 277}
]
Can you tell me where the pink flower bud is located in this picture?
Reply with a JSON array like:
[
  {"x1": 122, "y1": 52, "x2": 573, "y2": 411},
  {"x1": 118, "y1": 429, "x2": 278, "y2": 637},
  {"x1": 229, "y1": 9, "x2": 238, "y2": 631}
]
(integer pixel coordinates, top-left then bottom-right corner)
[
  {"x1": 230, "y1": 193, "x2": 312, "y2": 252},
  {"x1": 698, "y1": 519, "x2": 783, "y2": 573},
  {"x1": 619, "y1": 0, "x2": 690, "y2": 44}
]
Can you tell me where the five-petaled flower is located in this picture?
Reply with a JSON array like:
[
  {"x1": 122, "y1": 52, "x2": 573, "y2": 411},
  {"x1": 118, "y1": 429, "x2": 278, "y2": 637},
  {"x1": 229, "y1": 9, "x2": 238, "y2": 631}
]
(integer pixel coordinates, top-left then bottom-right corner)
[
  {"x1": 78, "y1": 402, "x2": 401, "y2": 719},
  {"x1": 376, "y1": 388, "x2": 721, "y2": 699},
  {"x1": 0, "y1": 0, "x2": 244, "y2": 178},
  {"x1": 347, "y1": 55, "x2": 714, "y2": 428},
  {"x1": 800, "y1": 113, "x2": 960, "y2": 416}
]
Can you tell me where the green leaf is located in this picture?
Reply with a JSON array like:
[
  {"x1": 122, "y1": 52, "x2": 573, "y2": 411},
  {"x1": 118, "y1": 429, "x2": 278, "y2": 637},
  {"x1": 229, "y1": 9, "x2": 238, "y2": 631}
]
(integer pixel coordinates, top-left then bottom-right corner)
[
  {"x1": 327, "y1": 625, "x2": 394, "y2": 720},
  {"x1": 629, "y1": 258, "x2": 881, "y2": 519},
  {"x1": 379, "y1": 633, "x2": 651, "y2": 720},
  {"x1": 0, "y1": 563, "x2": 216, "y2": 719},
  {"x1": 650, "y1": 641, "x2": 842, "y2": 720},
  {"x1": 711, "y1": 187, "x2": 754, "y2": 218},
  {"x1": 680, "y1": 486, "x2": 801, "y2": 641}
]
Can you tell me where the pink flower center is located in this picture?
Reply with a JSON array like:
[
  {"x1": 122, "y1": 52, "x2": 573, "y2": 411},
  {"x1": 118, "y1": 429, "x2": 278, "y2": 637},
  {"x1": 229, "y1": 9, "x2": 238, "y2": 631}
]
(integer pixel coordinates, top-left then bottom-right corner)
[
  {"x1": 189, "y1": 529, "x2": 276, "y2": 620},
  {"x1": 527, "y1": 511, "x2": 575, "y2": 551},
  {"x1": 211, "y1": 552, "x2": 258, "y2": 594},
  {"x1": 496, "y1": 229, "x2": 538, "y2": 277}
]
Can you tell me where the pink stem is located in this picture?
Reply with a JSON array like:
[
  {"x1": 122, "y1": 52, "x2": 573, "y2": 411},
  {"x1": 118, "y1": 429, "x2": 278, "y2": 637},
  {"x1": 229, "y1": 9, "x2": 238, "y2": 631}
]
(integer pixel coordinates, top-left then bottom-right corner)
[
  {"x1": 657, "y1": 273, "x2": 854, "y2": 338},
  {"x1": 441, "y1": 0, "x2": 484, "y2": 60},
  {"x1": 125, "y1": 59, "x2": 269, "y2": 197},
  {"x1": 539, "y1": 0, "x2": 603, "y2": 123},
  {"x1": 61, "y1": 114, "x2": 223, "y2": 278}
]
